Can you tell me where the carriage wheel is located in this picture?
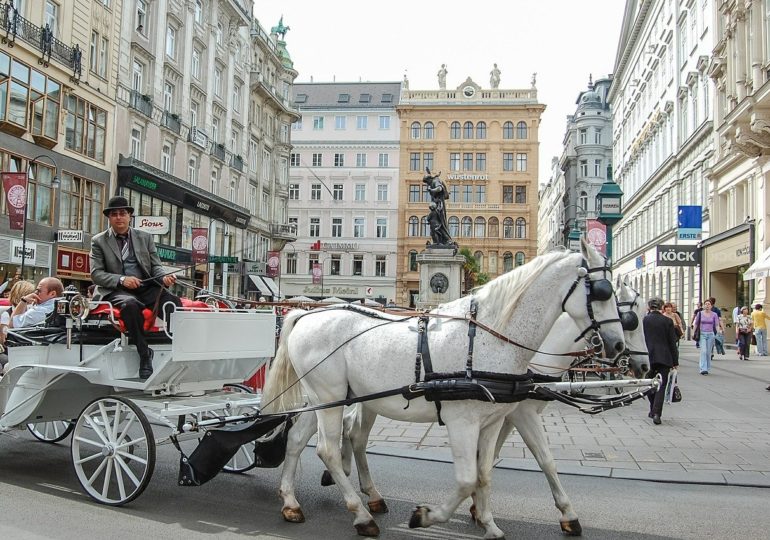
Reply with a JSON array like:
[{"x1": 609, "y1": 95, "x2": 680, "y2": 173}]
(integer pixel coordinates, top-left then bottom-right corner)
[
  {"x1": 27, "y1": 420, "x2": 75, "y2": 443},
  {"x1": 201, "y1": 383, "x2": 259, "y2": 473},
  {"x1": 71, "y1": 396, "x2": 156, "y2": 506}
]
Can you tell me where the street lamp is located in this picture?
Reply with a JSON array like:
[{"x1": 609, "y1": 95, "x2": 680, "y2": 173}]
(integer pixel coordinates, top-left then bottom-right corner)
[
  {"x1": 207, "y1": 217, "x2": 229, "y2": 294},
  {"x1": 595, "y1": 179, "x2": 624, "y2": 263},
  {"x1": 21, "y1": 155, "x2": 59, "y2": 278},
  {"x1": 567, "y1": 223, "x2": 582, "y2": 251},
  {"x1": 560, "y1": 203, "x2": 586, "y2": 249}
]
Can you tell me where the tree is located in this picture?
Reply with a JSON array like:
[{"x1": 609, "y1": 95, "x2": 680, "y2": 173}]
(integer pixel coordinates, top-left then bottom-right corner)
[{"x1": 459, "y1": 247, "x2": 489, "y2": 292}]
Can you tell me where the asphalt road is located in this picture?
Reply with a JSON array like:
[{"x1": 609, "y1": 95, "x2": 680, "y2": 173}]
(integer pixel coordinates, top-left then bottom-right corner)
[{"x1": 0, "y1": 432, "x2": 768, "y2": 540}]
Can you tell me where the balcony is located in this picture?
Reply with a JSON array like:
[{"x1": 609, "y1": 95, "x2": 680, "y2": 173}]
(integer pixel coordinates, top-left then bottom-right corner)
[
  {"x1": 220, "y1": 0, "x2": 252, "y2": 26},
  {"x1": 129, "y1": 90, "x2": 153, "y2": 118},
  {"x1": 230, "y1": 154, "x2": 244, "y2": 172},
  {"x1": 210, "y1": 141, "x2": 226, "y2": 161},
  {"x1": 249, "y1": 71, "x2": 300, "y2": 120},
  {"x1": 162, "y1": 111, "x2": 181, "y2": 134},
  {"x1": 270, "y1": 223, "x2": 297, "y2": 242},
  {"x1": 0, "y1": 4, "x2": 83, "y2": 80}
]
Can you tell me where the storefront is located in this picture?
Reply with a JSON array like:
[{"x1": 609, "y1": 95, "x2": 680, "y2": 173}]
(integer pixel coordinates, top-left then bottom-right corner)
[
  {"x1": 0, "y1": 236, "x2": 52, "y2": 285},
  {"x1": 700, "y1": 222, "x2": 755, "y2": 315}
]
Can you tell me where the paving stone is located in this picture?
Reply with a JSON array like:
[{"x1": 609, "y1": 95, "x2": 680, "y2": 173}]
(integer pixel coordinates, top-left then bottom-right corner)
[
  {"x1": 637, "y1": 462, "x2": 687, "y2": 472},
  {"x1": 682, "y1": 463, "x2": 736, "y2": 471},
  {"x1": 581, "y1": 460, "x2": 640, "y2": 470}
]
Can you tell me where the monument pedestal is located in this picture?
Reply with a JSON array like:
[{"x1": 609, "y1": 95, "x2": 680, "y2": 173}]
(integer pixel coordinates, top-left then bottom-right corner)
[{"x1": 416, "y1": 246, "x2": 465, "y2": 310}]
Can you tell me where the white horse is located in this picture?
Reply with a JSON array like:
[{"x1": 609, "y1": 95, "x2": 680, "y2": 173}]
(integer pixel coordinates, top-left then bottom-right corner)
[
  {"x1": 262, "y1": 243, "x2": 625, "y2": 539},
  {"x1": 317, "y1": 282, "x2": 649, "y2": 536}
]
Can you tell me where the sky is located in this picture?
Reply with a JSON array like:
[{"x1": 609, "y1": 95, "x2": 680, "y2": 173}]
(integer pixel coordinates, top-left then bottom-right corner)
[{"x1": 254, "y1": 0, "x2": 626, "y2": 186}]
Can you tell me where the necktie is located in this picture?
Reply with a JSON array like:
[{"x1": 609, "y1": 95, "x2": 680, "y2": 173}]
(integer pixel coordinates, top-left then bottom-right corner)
[{"x1": 117, "y1": 234, "x2": 129, "y2": 261}]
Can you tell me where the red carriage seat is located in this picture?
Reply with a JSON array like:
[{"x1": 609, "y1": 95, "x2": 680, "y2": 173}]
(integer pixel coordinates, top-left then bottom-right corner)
[{"x1": 90, "y1": 298, "x2": 212, "y2": 333}]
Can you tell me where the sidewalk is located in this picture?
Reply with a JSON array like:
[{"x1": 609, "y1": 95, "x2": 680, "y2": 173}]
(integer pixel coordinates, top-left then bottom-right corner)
[{"x1": 359, "y1": 342, "x2": 770, "y2": 487}]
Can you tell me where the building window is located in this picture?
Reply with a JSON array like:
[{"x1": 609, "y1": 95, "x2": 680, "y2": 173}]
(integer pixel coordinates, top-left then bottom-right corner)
[
  {"x1": 194, "y1": 0, "x2": 202, "y2": 24},
  {"x1": 474, "y1": 217, "x2": 486, "y2": 237},
  {"x1": 409, "y1": 185, "x2": 420, "y2": 202},
  {"x1": 58, "y1": 173, "x2": 104, "y2": 233},
  {"x1": 191, "y1": 48, "x2": 201, "y2": 79},
  {"x1": 309, "y1": 217, "x2": 320, "y2": 237},
  {"x1": 166, "y1": 25, "x2": 176, "y2": 59},
  {"x1": 188, "y1": 157, "x2": 198, "y2": 186},
  {"x1": 331, "y1": 218, "x2": 342, "y2": 237},
  {"x1": 411, "y1": 121, "x2": 421, "y2": 139},
  {"x1": 130, "y1": 127, "x2": 143, "y2": 159},
  {"x1": 503, "y1": 252, "x2": 513, "y2": 272},
  {"x1": 516, "y1": 121, "x2": 528, "y2": 139},
  {"x1": 378, "y1": 153, "x2": 388, "y2": 167},
  {"x1": 312, "y1": 153, "x2": 322, "y2": 167},
  {"x1": 594, "y1": 128, "x2": 602, "y2": 144},
  {"x1": 210, "y1": 168, "x2": 219, "y2": 195},
  {"x1": 356, "y1": 115, "x2": 367, "y2": 129},
  {"x1": 286, "y1": 252, "x2": 297, "y2": 274},
  {"x1": 354, "y1": 217, "x2": 365, "y2": 238},
  {"x1": 44, "y1": 0, "x2": 58, "y2": 35},
  {"x1": 503, "y1": 217, "x2": 514, "y2": 238},
  {"x1": 334, "y1": 115, "x2": 346, "y2": 130},
  {"x1": 579, "y1": 159, "x2": 588, "y2": 177},
  {"x1": 475, "y1": 185, "x2": 486, "y2": 202},
  {"x1": 515, "y1": 217, "x2": 526, "y2": 238},
  {"x1": 334, "y1": 153, "x2": 344, "y2": 167},
  {"x1": 421, "y1": 216, "x2": 430, "y2": 237},
  {"x1": 410, "y1": 152, "x2": 420, "y2": 171},
  {"x1": 289, "y1": 183, "x2": 299, "y2": 199},
  {"x1": 516, "y1": 153, "x2": 528, "y2": 172},
  {"x1": 136, "y1": 0, "x2": 147, "y2": 33},
  {"x1": 64, "y1": 96, "x2": 107, "y2": 162},
  {"x1": 515, "y1": 252, "x2": 525, "y2": 266},
  {"x1": 594, "y1": 159, "x2": 602, "y2": 177},
  {"x1": 450, "y1": 153, "x2": 460, "y2": 171},
  {"x1": 462, "y1": 153, "x2": 473, "y2": 171},
  {"x1": 376, "y1": 218, "x2": 387, "y2": 238},
  {"x1": 515, "y1": 186, "x2": 526, "y2": 204},
  {"x1": 161, "y1": 144, "x2": 172, "y2": 173},
  {"x1": 476, "y1": 153, "x2": 486, "y2": 171},
  {"x1": 579, "y1": 128, "x2": 587, "y2": 144},
  {"x1": 423, "y1": 152, "x2": 434, "y2": 171},
  {"x1": 353, "y1": 255, "x2": 363, "y2": 276},
  {"x1": 503, "y1": 186, "x2": 513, "y2": 203},
  {"x1": 214, "y1": 67, "x2": 222, "y2": 96},
  {"x1": 424, "y1": 122, "x2": 434, "y2": 139},
  {"x1": 333, "y1": 184, "x2": 343, "y2": 200},
  {"x1": 449, "y1": 216, "x2": 459, "y2": 238},
  {"x1": 375, "y1": 255, "x2": 386, "y2": 276},
  {"x1": 215, "y1": 23, "x2": 223, "y2": 45},
  {"x1": 290, "y1": 153, "x2": 300, "y2": 167},
  {"x1": 408, "y1": 216, "x2": 419, "y2": 236},
  {"x1": 579, "y1": 191, "x2": 588, "y2": 212},
  {"x1": 503, "y1": 121, "x2": 513, "y2": 139},
  {"x1": 503, "y1": 153, "x2": 513, "y2": 171},
  {"x1": 476, "y1": 121, "x2": 487, "y2": 139},
  {"x1": 308, "y1": 253, "x2": 318, "y2": 274},
  {"x1": 463, "y1": 121, "x2": 473, "y2": 138},
  {"x1": 450, "y1": 121, "x2": 461, "y2": 139},
  {"x1": 233, "y1": 83, "x2": 241, "y2": 112},
  {"x1": 310, "y1": 184, "x2": 321, "y2": 200},
  {"x1": 461, "y1": 216, "x2": 472, "y2": 237},
  {"x1": 0, "y1": 56, "x2": 61, "y2": 140},
  {"x1": 488, "y1": 217, "x2": 499, "y2": 237},
  {"x1": 449, "y1": 185, "x2": 458, "y2": 202},
  {"x1": 379, "y1": 115, "x2": 390, "y2": 129},
  {"x1": 409, "y1": 250, "x2": 418, "y2": 271},
  {"x1": 355, "y1": 183, "x2": 365, "y2": 201},
  {"x1": 163, "y1": 81, "x2": 173, "y2": 111},
  {"x1": 356, "y1": 153, "x2": 366, "y2": 167},
  {"x1": 313, "y1": 116, "x2": 324, "y2": 130}
]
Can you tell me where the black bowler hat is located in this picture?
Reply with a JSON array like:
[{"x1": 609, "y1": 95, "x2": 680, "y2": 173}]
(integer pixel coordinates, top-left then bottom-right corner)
[{"x1": 103, "y1": 196, "x2": 134, "y2": 216}]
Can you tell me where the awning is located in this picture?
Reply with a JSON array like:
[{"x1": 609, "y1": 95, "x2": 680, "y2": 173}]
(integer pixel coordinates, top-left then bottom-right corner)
[
  {"x1": 743, "y1": 246, "x2": 770, "y2": 280},
  {"x1": 248, "y1": 275, "x2": 280, "y2": 297}
]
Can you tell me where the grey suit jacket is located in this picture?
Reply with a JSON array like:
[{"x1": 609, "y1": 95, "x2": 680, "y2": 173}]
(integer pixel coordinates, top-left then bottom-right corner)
[{"x1": 90, "y1": 228, "x2": 166, "y2": 298}]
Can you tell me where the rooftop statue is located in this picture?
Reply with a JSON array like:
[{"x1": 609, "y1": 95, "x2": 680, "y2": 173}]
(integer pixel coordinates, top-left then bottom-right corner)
[
  {"x1": 271, "y1": 16, "x2": 290, "y2": 40},
  {"x1": 490, "y1": 63, "x2": 501, "y2": 89}
]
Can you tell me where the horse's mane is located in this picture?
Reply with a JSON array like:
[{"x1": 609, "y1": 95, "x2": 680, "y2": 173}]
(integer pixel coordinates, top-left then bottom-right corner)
[{"x1": 473, "y1": 248, "x2": 575, "y2": 329}]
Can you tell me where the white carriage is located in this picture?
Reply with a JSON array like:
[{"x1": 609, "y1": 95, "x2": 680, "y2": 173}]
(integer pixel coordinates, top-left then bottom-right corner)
[{"x1": 0, "y1": 293, "x2": 288, "y2": 506}]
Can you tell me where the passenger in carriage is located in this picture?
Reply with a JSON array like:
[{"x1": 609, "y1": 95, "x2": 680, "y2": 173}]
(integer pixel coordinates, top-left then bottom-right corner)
[
  {"x1": 90, "y1": 196, "x2": 182, "y2": 380},
  {"x1": 8, "y1": 277, "x2": 64, "y2": 328}
]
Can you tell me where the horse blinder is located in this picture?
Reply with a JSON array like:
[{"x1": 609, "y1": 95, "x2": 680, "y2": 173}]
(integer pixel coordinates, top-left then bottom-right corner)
[
  {"x1": 620, "y1": 310, "x2": 639, "y2": 331},
  {"x1": 588, "y1": 279, "x2": 614, "y2": 302}
]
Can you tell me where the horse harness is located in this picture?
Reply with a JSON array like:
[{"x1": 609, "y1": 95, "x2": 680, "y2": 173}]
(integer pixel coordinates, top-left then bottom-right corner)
[{"x1": 616, "y1": 287, "x2": 649, "y2": 360}]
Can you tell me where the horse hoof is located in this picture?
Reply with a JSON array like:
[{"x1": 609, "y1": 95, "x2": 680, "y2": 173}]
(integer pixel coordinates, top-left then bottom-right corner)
[
  {"x1": 409, "y1": 506, "x2": 429, "y2": 529},
  {"x1": 282, "y1": 507, "x2": 306, "y2": 523},
  {"x1": 561, "y1": 519, "x2": 582, "y2": 536},
  {"x1": 368, "y1": 499, "x2": 389, "y2": 514},
  {"x1": 320, "y1": 470, "x2": 335, "y2": 486},
  {"x1": 469, "y1": 503, "x2": 478, "y2": 522},
  {"x1": 354, "y1": 520, "x2": 380, "y2": 537}
]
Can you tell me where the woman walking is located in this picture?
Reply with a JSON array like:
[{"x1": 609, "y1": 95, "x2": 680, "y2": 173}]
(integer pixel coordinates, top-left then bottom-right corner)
[
  {"x1": 736, "y1": 306, "x2": 753, "y2": 361},
  {"x1": 693, "y1": 299, "x2": 723, "y2": 375},
  {"x1": 663, "y1": 302, "x2": 684, "y2": 343}
]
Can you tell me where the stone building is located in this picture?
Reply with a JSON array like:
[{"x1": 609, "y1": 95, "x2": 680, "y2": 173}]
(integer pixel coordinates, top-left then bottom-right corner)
[
  {"x1": 396, "y1": 73, "x2": 545, "y2": 306},
  {"x1": 538, "y1": 157, "x2": 564, "y2": 255}
]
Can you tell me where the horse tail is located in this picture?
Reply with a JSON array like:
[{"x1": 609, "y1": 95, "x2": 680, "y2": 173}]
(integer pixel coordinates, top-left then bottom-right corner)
[{"x1": 261, "y1": 310, "x2": 304, "y2": 414}]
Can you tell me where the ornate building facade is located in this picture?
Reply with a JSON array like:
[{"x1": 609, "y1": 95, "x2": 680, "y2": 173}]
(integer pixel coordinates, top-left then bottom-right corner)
[{"x1": 396, "y1": 74, "x2": 544, "y2": 306}]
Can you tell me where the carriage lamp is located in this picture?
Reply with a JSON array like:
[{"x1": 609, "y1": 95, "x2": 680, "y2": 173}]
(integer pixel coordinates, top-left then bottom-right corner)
[{"x1": 595, "y1": 179, "x2": 623, "y2": 263}]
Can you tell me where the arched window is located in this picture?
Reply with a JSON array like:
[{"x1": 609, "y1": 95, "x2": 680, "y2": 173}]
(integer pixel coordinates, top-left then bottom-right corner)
[
  {"x1": 474, "y1": 217, "x2": 486, "y2": 237},
  {"x1": 488, "y1": 217, "x2": 499, "y2": 237},
  {"x1": 578, "y1": 191, "x2": 588, "y2": 212},
  {"x1": 503, "y1": 217, "x2": 514, "y2": 239},
  {"x1": 408, "y1": 216, "x2": 419, "y2": 236},
  {"x1": 463, "y1": 121, "x2": 474, "y2": 138},
  {"x1": 515, "y1": 251, "x2": 525, "y2": 266},
  {"x1": 461, "y1": 216, "x2": 472, "y2": 237},
  {"x1": 516, "y1": 121, "x2": 528, "y2": 139},
  {"x1": 421, "y1": 216, "x2": 430, "y2": 237},
  {"x1": 423, "y1": 121, "x2": 434, "y2": 139},
  {"x1": 449, "y1": 216, "x2": 460, "y2": 238},
  {"x1": 450, "y1": 121, "x2": 461, "y2": 139},
  {"x1": 515, "y1": 217, "x2": 527, "y2": 238},
  {"x1": 410, "y1": 121, "x2": 421, "y2": 139},
  {"x1": 474, "y1": 251, "x2": 484, "y2": 271},
  {"x1": 476, "y1": 121, "x2": 487, "y2": 139},
  {"x1": 503, "y1": 121, "x2": 514, "y2": 139},
  {"x1": 503, "y1": 252, "x2": 514, "y2": 272},
  {"x1": 409, "y1": 250, "x2": 418, "y2": 271}
]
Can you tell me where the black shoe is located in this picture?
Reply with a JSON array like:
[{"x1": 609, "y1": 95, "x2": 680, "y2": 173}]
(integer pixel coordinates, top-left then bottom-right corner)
[
  {"x1": 139, "y1": 348, "x2": 154, "y2": 380},
  {"x1": 766, "y1": 385, "x2": 770, "y2": 391},
  {"x1": 652, "y1": 415, "x2": 661, "y2": 425},
  {"x1": 648, "y1": 412, "x2": 654, "y2": 418}
]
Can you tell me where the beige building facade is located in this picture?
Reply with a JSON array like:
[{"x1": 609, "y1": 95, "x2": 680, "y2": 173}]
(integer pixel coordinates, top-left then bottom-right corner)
[{"x1": 396, "y1": 77, "x2": 544, "y2": 306}]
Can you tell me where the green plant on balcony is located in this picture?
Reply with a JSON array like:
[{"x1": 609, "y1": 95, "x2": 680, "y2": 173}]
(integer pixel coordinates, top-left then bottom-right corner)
[
  {"x1": 141, "y1": 94, "x2": 152, "y2": 102},
  {"x1": 170, "y1": 112, "x2": 180, "y2": 121}
]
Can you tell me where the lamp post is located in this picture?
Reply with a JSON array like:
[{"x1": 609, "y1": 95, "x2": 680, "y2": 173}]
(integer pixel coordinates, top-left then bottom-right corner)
[
  {"x1": 207, "y1": 217, "x2": 229, "y2": 293},
  {"x1": 595, "y1": 179, "x2": 624, "y2": 263},
  {"x1": 567, "y1": 223, "x2": 582, "y2": 251},
  {"x1": 560, "y1": 204, "x2": 586, "y2": 249},
  {"x1": 21, "y1": 155, "x2": 59, "y2": 278}
]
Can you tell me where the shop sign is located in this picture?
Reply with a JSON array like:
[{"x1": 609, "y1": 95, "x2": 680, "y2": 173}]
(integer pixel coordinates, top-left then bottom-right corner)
[
  {"x1": 245, "y1": 262, "x2": 266, "y2": 274},
  {"x1": 57, "y1": 248, "x2": 90, "y2": 276},
  {"x1": 57, "y1": 230, "x2": 84, "y2": 243},
  {"x1": 635, "y1": 254, "x2": 645, "y2": 269},
  {"x1": 656, "y1": 245, "x2": 700, "y2": 266},
  {"x1": 321, "y1": 242, "x2": 359, "y2": 250},
  {"x1": 209, "y1": 255, "x2": 238, "y2": 264},
  {"x1": 2, "y1": 172, "x2": 27, "y2": 230},
  {"x1": 134, "y1": 216, "x2": 170, "y2": 235},
  {"x1": 586, "y1": 220, "x2": 607, "y2": 255},
  {"x1": 155, "y1": 245, "x2": 192, "y2": 264},
  {"x1": 11, "y1": 240, "x2": 36, "y2": 265},
  {"x1": 447, "y1": 174, "x2": 489, "y2": 181},
  {"x1": 267, "y1": 251, "x2": 279, "y2": 277},
  {"x1": 190, "y1": 128, "x2": 208, "y2": 149},
  {"x1": 677, "y1": 205, "x2": 702, "y2": 240},
  {"x1": 191, "y1": 228, "x2": 208, "y2": 263}
]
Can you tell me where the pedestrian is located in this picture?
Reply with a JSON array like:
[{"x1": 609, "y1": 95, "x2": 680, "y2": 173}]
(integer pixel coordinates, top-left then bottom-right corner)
[
  {"x1": 643, "y1": 297, "x2": 679, "y2": 425},
  {"x1": 735, "y1": 306, "x2": 753, "y2": 361},
  {"x1": 751, "y1": 304, "x2": 770, "y2": 356},
  {"x1": 693, "y1": 299, "x2": 723, "y2": 375},
  {"x1": 663, "y1": 302, "x2": 684, "y2": 341}
]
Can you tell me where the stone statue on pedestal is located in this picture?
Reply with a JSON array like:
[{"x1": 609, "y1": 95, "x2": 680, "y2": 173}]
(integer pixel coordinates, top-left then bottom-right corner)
[
  {"x1": 423, "y1": 168, "x2": 454, "y2": 247},
  {"x1": 437, "y1": 64, "x2": 448, "y2": 89},
  {"x1": 490, "y1": 63, "x2": 501, "y2": 88}
]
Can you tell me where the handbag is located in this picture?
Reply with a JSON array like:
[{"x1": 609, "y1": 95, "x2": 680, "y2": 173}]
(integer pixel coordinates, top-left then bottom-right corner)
[
  {"x1": 751, "y1": 333, "x2": 757, "y2": 346},
  {"x1": 692, "y1": 313, "x2": 701, "y2": 342},
  {"x1": 672, "y1": 385, "x2": 682, "y2": 403},
  {"x1": 666, "y1": 371, "x2": 682, "y2": 404}
]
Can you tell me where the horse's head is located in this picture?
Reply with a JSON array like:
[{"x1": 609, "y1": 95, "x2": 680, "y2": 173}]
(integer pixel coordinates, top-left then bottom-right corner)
[
  {"x1": 615, "y1": 281, "x2": 649, "y2": 378},
  {"x1": 560, "y1": 240, "x2": 626, "y2": 356}
]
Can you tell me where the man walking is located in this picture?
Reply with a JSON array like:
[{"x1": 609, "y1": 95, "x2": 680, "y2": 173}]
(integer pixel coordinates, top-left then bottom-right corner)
[
  {"x1": 752, "y1": 304, "x2": 770, "y2": 356},
  {"x1": 643, "y1": 297, "x2": 679, "y2": 425},
  {"x1": 90, "y1": 196, "x2": 181, "y2": 379}
]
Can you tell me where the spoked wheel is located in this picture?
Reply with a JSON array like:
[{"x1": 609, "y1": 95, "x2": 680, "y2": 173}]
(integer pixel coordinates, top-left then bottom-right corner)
[
  {"x1": 71, "y1": 396, "x2": 156, "y2": 506},
  {"x1": 200, "y1": 383, "x2": 259, "y2": 473},
  {"x1": 27, "y1": 420, "x2": 75, "y2": 443}
]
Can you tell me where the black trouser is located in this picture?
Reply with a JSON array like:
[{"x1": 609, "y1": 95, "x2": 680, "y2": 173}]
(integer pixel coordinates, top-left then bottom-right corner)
[
  {"x1": 105, "y1": 286, "x2": 182, "y2": 360},
  {"x1": 647, "y1": 364, "x2": 671, "y2": 418},
  {"x1": 738, "y1": 332, "x2": 752, "y2": 358}
]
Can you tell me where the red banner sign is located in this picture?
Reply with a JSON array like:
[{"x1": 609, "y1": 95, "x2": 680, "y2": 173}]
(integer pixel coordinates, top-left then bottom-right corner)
[
  {"x1": 312, "y1": 262, "x2": 322, "y2": 284},
  {"x1": 2, "y1": 172, "x2": 27, "y2": 230},
  {"x1": 267, "y1": 250, "x2": 280, "y2": 277},
  {"x1": 586, "y1": 220, "x2": 607, "y2": 256},
  {"x1": 191, "y1": 228, "x2": 208, "y2": 263},
  {"x1": 57, "y1": 247, "x2": 91, "y2": 277}
]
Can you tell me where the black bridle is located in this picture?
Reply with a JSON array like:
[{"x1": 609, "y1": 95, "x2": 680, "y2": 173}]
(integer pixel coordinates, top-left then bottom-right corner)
[
  {"x1": 616, "y1": 286, "x2": 649, "y2": 360},
  {"x1": 561, "y1": 258, "x2": 621, "y2": 345}
]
